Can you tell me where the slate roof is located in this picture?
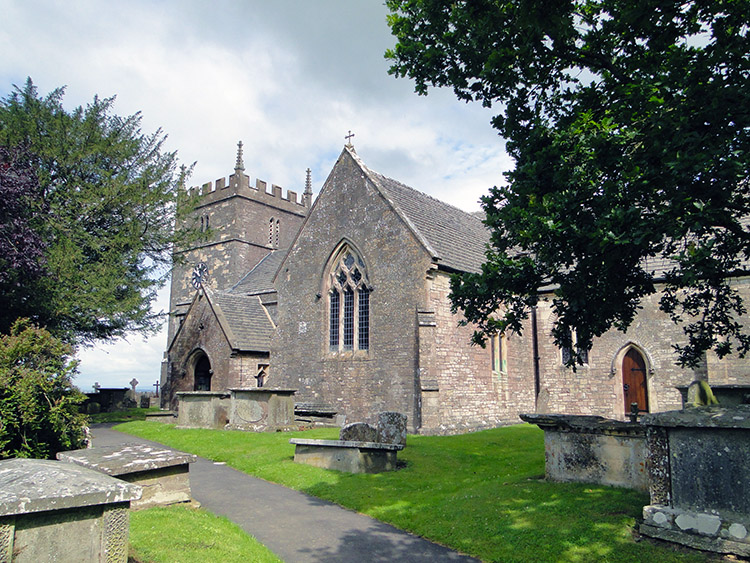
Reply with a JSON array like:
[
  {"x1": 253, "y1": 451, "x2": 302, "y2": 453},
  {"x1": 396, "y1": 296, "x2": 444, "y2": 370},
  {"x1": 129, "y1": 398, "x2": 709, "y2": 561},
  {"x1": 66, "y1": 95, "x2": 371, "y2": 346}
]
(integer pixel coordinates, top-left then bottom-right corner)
[
  {"x1": 362, "y1": 161, "x2": 489, "y2": 274},
  {"x1": 210, "y1": 291, "x2": 273, "y2": 352},
  {"x1": 231, "y1": 250, "x2": 285, "y2": 295}
]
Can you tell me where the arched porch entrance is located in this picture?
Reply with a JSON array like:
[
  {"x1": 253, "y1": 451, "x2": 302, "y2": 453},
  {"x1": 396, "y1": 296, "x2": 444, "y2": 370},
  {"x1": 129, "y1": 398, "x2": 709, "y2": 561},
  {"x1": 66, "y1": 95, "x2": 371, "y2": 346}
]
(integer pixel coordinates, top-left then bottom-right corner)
[{"x1": 193, "y1": 352, "x2": 212, "y2": 391}]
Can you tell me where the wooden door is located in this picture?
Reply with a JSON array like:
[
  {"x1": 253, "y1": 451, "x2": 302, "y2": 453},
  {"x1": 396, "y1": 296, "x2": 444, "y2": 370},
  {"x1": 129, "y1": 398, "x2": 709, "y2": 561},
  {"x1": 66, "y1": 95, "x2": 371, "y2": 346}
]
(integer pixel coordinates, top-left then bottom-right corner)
[{"x1": 622, "y1": 348, "x2": 648, "y2": 413}]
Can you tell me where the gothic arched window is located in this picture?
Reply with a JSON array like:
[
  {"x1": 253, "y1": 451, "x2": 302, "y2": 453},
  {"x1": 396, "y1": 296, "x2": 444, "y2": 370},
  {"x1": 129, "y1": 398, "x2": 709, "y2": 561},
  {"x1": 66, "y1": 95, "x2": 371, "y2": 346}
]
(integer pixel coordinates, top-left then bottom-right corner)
[{"x1": 328, "y1": 246, "x2": 370, "y2": 352}]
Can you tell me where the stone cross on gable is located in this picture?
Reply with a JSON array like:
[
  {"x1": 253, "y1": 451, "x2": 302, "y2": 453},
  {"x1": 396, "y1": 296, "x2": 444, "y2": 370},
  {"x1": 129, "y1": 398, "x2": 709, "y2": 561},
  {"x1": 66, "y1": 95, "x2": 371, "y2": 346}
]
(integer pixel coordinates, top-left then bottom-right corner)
[{"x1": 345, "y1": 130, "x2": 355, "y2": 145}]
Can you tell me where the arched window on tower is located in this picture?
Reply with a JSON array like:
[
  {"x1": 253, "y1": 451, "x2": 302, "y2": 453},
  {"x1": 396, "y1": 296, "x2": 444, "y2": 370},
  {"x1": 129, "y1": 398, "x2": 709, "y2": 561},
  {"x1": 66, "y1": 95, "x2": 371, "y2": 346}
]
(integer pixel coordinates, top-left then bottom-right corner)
[{"x1": 328, "y1": 245, "x2": 371, "y2": 352}]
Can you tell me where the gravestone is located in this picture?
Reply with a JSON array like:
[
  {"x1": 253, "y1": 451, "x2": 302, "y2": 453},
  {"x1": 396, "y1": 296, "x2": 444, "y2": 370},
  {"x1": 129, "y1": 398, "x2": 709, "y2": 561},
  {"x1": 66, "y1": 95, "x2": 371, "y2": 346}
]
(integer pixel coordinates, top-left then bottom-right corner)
[
  {"x1": 340, "y1": 422, "x2": 377, "y2": 442},
  {"x1": 376, "y1": 412, "x2": 407, "y2": 446}
]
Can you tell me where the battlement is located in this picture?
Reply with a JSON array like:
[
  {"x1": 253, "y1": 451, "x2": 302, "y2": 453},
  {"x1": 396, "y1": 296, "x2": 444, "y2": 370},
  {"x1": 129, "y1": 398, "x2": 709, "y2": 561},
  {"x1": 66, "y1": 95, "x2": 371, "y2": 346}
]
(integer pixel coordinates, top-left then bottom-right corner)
[
  {"x1": 187, "y1": 171, "x2": 311, "y2": 211},
  {"x1": 184, "y1": 142, "x2": 313, "y2": 214}
]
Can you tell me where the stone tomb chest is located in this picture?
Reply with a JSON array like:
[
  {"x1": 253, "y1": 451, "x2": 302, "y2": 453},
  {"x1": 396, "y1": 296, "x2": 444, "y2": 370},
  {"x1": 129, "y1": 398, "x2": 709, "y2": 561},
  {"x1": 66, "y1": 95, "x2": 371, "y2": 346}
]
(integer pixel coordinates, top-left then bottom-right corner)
[
  {"x1": 58, "y1": 443, "x2": 197, "y2": 509},
  {"x1": 176, "y1": 391, "x2": 231, "y2": 429},
  {"x1": 520, "y1": 413, "x2": 647, "y2": 491},
  {"x1": 226, "y1": 388, "x2": 297, "y2": 431},
  {"x1": 0, "y1": 458, "x2": 141, "y2": 562},
  {"x1": 290, "y1": 412, "x2": 407, "y2": 474},
  {"x1": 640, "y1": 406, "x2": 750, "y2": 557}
]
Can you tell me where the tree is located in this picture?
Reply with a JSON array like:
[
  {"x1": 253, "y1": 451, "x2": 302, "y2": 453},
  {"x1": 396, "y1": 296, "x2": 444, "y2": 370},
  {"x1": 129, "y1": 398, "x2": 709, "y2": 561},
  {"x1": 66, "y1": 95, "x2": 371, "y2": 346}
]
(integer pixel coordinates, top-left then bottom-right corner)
[
  {"x1": 0, "y1": 146, "x2": 49, "y2": 332},
  {"x1": 386, "y1": 0, "x2": 750, "y2": 367},
  {"x1": 0, "y1": 79, "x2": 195, "y2": 343},
  {"x1": 0, "y1": 319, "x2": 87, "y2": 459}
]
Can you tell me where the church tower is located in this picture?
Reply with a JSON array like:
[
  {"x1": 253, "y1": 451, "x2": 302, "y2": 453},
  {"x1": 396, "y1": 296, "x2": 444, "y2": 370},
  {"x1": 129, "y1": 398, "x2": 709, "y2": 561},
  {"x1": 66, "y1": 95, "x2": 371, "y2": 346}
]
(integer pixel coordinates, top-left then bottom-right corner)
[{"x1": 165, "y1": 142, "x2": 312, "y2": 346}]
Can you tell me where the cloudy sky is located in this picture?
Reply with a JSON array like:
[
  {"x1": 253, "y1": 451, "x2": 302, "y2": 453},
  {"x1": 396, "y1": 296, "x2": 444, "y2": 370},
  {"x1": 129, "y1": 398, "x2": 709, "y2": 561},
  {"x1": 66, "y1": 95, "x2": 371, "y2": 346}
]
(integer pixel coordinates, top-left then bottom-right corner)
[{"x1": 1, "y1": 1, "x2": 512, "y2": 392}]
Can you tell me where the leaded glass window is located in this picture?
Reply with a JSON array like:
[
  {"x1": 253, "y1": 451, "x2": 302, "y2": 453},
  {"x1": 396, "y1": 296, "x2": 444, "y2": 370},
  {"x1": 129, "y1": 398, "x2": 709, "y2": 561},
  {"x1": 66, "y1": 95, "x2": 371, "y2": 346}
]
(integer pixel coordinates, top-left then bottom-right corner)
[
  {"x1": 328, "y1": 246, "x2": 371, "y2": 353},
  {"x1": 329, "y1": 290, "x2": 340, "y2": 349},
  {"x1": 358, "y1": 287, "x2": 369, "y2": 350}
]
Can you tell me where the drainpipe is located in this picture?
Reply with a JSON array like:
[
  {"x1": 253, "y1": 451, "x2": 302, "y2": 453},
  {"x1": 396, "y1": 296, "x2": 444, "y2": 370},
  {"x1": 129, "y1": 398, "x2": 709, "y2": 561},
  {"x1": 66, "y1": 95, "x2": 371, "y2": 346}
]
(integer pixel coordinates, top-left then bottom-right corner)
[{"x1": 531, "y1": 304, "x2": 541, "y2": 411}]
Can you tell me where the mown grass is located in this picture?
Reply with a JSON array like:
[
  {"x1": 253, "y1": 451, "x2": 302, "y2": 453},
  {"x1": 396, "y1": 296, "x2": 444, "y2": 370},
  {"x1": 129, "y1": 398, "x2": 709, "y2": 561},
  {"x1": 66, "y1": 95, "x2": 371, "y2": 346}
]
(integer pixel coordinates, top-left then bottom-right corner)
[
  {"x1": 118, "y1": 422, "x2": 713, "y2": 563},
  {"x1": 87, "y1": 407, "x2": 160, "y2": 424},
  {"x1": 129, "y1": 504, "x2": 281, "y2": 563}
]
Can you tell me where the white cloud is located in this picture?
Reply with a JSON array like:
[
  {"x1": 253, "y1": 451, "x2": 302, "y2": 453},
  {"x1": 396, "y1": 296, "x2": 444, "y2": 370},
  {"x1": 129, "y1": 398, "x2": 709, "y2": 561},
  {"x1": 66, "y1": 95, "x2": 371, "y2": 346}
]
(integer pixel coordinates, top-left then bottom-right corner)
[{"x1": 1, "y1": 0, "x2": 512, "y2": 388}]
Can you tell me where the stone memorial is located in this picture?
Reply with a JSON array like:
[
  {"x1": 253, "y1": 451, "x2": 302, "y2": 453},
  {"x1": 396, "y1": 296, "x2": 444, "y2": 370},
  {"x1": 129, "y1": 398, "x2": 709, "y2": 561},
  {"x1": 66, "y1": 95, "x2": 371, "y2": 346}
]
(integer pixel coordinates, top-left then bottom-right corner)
[
  {"x1": 176, "y1": 391, "x2": 230, "y2": 429},
  {"x1": 640, "y1": 405, "x2": 750, "y2": 557},
  {"x1": 376, "y1": 411, "x2": 408, "y2": 446},
  {"x1": 58, "y1": 443, "x2": 197, "y2": 509},
  {"x1": 339, "y1": 422, "x2": 377, "y2": 443},
  {"x1": 226, "y1": 388, "x2": 297, "y2": 431},
  {"x1": 290, "y1": 412, "x2": 407, "y2": 473},
  {"x1": 520, "y1": 413, "x2": 647, "y2": 491},
  {"x1": 0, "y1": 458, "x2": 141, "y2": 562}
]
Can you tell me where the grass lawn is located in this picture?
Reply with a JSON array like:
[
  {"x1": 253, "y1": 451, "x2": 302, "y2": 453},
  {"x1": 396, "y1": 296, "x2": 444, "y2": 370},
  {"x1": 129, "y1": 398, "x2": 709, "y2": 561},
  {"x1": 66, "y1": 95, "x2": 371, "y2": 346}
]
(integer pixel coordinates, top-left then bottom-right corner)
[
  {"x1": 117, "y1": 422, "x2": 713, "y2": 563},
  {"x1": 87, "y1": 407, "x2": 160, "y2": 424},
  {"x1": 129, "y1": 504, "x2": 281, "y2": 563}
]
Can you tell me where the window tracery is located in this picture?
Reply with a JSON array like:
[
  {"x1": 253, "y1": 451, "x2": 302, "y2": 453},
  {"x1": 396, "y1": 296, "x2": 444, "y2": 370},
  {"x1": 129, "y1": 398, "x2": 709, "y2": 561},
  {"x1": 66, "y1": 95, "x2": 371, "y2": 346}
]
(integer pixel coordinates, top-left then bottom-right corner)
[{"x1": 328, "y1": 246, "x2": 370, "y2": 352}]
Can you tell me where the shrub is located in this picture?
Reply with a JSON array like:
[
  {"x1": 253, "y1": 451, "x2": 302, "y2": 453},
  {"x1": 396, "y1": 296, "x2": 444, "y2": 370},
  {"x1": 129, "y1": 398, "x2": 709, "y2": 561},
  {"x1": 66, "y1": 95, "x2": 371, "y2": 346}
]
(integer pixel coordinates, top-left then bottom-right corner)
[{"x1": 0, "y1": 319, "x2": 87, "y2": 459}]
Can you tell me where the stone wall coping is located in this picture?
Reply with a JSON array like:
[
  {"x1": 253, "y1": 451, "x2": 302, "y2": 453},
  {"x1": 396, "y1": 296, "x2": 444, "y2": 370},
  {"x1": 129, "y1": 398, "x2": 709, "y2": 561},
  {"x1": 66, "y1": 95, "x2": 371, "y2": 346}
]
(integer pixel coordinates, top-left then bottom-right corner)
[
  {"x1": 289, "y1": 438, "x2": 405, "y2": 451},
  {"x1": 641, "y1": 405, "x2": 750, "y2": 429},
  {"x1": 57, "y1": 444, "x2": 197, "y2": 476},
  {"x1": 229, "y1": 388, "x2": 297, "y2": 395},
  {"x1": 520, "y1": 413, "x2": 646, "y2": 436},
  {"x1": 0, "y1": 458, "x2": 142, "y2": 517},
  {"x1": 176, "y1": 391, "x2": 231, "y2": 398}
]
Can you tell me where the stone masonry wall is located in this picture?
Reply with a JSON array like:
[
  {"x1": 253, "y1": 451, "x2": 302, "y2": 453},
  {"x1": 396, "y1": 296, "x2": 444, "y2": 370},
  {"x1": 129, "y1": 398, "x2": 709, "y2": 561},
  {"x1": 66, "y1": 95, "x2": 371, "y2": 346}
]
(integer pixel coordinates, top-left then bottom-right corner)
[
  {"x1": 165, "y1": 292, "x2": 268, "y2": 409},
  {"x1": 528, "y1": 282, "x2": 750, "y2": 420},
  {"x1": 273, "y1": 150, "x2": 433, "y2": 431},
  {"x1": 420, "y1": 272, "x2": 536, "y2": 433},
  {"x1": 167, "y1": 169, "x2": 308, "y2": 346}
]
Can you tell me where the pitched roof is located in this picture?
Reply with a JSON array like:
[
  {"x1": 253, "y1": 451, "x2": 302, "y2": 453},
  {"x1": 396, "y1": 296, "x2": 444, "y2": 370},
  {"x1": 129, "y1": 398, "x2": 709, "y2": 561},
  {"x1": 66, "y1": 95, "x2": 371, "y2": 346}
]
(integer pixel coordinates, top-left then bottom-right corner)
[
  {"x1": 210, "y1": 291, "x2": 274, "y2": 352},
  {"x1": 230, "y1": 250, "x2": 286, "y2": 294},
  {"x1": 347, "y1": 147, "x2": 489, "y2": 273}
]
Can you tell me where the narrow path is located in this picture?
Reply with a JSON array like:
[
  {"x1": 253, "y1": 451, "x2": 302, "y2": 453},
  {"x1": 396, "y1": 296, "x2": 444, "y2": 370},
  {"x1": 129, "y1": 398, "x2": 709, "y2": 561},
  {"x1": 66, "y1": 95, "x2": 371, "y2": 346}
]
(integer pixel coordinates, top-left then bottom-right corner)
[{"x1": 91, "y1": 424, "x2": 480, "y2": 563}]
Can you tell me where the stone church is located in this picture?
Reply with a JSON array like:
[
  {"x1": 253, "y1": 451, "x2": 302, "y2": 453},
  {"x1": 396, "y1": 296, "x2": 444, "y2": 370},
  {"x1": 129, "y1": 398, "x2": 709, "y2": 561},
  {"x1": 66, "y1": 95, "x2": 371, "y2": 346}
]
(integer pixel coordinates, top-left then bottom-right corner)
[{"x1": 162, "y1": 142, "x2": 750, "y2": 434}]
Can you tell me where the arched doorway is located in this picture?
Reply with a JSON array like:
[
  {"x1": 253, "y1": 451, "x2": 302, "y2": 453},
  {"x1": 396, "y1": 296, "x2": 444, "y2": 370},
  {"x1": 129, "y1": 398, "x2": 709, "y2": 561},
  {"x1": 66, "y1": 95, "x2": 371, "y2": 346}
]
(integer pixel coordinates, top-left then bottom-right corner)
[
  {"x1": 622, "y1": 348, "x2": 649, "y2": 413},
  {"x1": 194, "y1": 353, "x2": 212, "y2": 391}
]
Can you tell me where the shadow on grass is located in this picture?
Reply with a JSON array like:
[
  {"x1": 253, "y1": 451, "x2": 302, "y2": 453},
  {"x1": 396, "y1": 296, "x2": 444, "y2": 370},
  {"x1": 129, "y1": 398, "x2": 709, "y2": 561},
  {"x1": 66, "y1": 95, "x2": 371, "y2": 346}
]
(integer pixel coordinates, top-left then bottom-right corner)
[{"x1": 115, "y1": 422, "x2": 713, "y2": 563}]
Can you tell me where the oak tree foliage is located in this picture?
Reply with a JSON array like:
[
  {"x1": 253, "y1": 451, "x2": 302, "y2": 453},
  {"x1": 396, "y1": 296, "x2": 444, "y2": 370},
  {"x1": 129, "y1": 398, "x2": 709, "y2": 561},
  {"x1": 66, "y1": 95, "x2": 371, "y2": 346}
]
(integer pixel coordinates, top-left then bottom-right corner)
[
  {"x1": 0, "y1": 79, "x2": 196, "y2": 344},
  {"x1": 386, "y1": 0, "x2": 750, "y2": 366}
]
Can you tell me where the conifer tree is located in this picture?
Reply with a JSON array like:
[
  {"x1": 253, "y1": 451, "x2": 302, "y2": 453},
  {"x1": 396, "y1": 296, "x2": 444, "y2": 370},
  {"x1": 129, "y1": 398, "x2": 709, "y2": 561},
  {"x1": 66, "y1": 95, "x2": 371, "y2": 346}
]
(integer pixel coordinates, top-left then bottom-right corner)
[{"x1": 0, "y1": 79, "x2": 195, "y2": 343}]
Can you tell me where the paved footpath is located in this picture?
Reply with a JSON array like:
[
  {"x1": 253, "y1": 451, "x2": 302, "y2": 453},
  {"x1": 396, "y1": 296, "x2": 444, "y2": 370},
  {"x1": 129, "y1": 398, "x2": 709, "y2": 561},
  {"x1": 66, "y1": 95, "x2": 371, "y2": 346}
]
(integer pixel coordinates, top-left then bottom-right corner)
[{"x1": 91, "y1": 424, "x2": 480, "y2": 563}]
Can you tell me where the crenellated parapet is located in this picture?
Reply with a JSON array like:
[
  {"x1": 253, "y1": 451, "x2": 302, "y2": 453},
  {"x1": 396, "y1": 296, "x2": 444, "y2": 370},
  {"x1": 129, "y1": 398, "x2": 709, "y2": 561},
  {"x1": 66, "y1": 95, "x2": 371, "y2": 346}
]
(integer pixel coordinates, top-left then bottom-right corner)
[
  {"x1": 187, "y1": 172, "x2": 310, "y2": 214},
  {"x1": 185, "y1": 141, "x2": 313, "y2": 215}
]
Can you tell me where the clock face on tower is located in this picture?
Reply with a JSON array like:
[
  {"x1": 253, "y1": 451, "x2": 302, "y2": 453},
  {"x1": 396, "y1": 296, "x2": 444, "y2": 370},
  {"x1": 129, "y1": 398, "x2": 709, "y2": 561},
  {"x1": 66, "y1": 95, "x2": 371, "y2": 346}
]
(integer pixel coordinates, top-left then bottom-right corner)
[{"x1": 191, "y1": 262, "x2": 208, "y2": 289}]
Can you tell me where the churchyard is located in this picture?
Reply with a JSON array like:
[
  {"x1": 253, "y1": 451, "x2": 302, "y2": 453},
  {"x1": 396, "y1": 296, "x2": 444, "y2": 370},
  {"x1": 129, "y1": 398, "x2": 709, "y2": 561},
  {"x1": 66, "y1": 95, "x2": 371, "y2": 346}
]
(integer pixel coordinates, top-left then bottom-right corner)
[{"x1": 116, "y1": 421, "x2": 721, "y2": 562}]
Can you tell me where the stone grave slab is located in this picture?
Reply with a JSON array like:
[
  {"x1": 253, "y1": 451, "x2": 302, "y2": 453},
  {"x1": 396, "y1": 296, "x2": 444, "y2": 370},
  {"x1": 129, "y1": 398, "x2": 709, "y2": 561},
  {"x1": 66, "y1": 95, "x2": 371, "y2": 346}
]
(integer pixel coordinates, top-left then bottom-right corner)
[
  {"x1": 0, "y1": 458, "x2": 141, "y2": 562},
  {"x1": 58, "y1": 443, "x2": 197, "y2": 509},
  {"x1": 289, "y1": 438, "x2": 404, "y2": 474}
]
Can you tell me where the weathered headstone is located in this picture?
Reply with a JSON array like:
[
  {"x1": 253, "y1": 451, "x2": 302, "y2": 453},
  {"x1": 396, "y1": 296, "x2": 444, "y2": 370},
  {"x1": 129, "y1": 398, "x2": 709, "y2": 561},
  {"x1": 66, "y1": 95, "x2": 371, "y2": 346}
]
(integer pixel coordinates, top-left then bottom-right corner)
[
  {"x1": 340, "y1": 422, "x2": 377, "y2": 443},
  {"x1": 376, "y1": 412, "x2": 407, "y2": 446}
]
